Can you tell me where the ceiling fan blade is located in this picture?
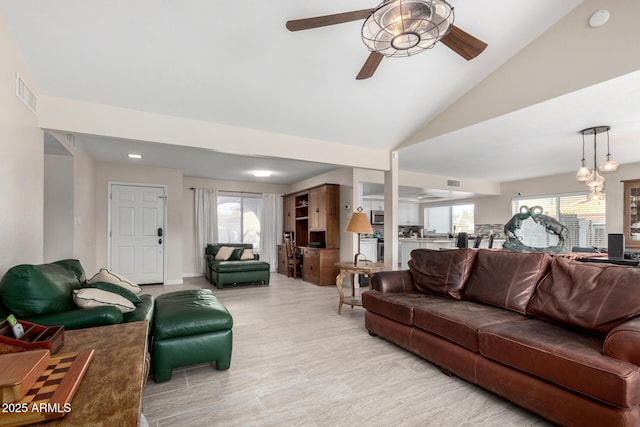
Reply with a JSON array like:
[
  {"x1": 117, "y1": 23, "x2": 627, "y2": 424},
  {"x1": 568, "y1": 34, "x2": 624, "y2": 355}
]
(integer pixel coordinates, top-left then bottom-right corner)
[
  {"x1": 440, "y1": 25, "x2": 488, "y2": 60},
  {"x1": 286, "y1": 8, "x2": 374, "y2": 32},
  {"x1": 356, "y1": 52, "x2": 384, "y2": 80}
]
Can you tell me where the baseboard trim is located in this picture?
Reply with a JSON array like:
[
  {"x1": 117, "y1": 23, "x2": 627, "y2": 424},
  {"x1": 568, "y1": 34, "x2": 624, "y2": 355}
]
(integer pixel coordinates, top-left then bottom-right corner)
[{"x1": 182, "y1": 273, "x2": 204, "y2": 278}]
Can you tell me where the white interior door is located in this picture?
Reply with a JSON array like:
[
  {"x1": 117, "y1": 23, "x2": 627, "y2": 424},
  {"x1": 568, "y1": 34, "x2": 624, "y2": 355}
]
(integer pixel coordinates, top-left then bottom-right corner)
[{"x1": 110, "y1": 184, "x2": 165, "y2": 284}]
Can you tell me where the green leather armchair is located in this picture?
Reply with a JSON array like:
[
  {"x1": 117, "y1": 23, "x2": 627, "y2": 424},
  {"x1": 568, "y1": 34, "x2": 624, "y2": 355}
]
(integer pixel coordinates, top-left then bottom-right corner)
[{"x1": 205, "y1": 243, "x2": 270, "y2": 289}]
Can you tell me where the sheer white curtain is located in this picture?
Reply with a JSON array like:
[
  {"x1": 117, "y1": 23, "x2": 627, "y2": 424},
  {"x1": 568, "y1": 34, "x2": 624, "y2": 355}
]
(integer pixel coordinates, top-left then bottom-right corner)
[
  {"x1": 194, "y1": 188, "x2": 218, "y2": 274},
  {"x1": 260, "y1": 193, "x2": 283, "y2": 272}
]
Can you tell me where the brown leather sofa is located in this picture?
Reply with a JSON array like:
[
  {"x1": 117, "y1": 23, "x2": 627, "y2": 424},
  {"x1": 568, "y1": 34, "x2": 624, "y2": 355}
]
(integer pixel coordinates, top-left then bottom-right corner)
[{"x1": 363, "y1": 248, "x2": 640, "y2": 426}]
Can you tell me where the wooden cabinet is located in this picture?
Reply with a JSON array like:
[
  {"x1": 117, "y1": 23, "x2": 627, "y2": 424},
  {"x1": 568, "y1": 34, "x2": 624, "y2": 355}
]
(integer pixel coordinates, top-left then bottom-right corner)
[
  {"x1": 623, "y1": 179, "x2": 640, "y2": 248},
  {"x1": 283, "y1": 184, "x2": 340, "y2": 286},
  {"x1": 309, "y1": 187, "x2": 326, "y2": 231},
  {"x1": 277, "y1": 244, "x2": 287, "y2": 275},
  {"x1": 285, "y1": 184, "x2": 339, "y2": 249},
  {"x1": 283, "y1": 195, "x2": 295, "y2": 232},
  {"x1": 301, "y1": 247, "x2": 339, "y2": 286}
]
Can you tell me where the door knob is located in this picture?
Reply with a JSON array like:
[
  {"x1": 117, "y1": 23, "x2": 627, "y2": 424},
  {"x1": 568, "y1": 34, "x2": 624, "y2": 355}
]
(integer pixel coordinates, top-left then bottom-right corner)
[{"x1": 159, "y1": 238, "x2": 162, "y2": 244}]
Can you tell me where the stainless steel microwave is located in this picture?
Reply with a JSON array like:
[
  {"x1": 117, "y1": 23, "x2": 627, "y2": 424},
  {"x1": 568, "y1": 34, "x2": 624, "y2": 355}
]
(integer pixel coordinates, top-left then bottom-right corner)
[{"x1": 371, "y1": 210, "x2": 384, "y2": 225}]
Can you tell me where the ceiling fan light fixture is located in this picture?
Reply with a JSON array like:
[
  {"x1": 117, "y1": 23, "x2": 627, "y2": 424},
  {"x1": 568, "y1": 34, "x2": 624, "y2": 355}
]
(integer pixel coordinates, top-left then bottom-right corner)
[{"x1": 362, "y1": 0, "x2": 454, "y2": 58}]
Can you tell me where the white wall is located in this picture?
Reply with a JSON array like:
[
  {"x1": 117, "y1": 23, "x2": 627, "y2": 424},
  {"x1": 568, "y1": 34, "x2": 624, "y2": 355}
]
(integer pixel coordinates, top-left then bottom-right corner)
[
  {"x1": 73, "y1": 144, "x2": 97, "y2": 273},
  {"x1": 0, "y1": 12, "x2": 43, "y2": 277},
  {"x1": 44, "y1": 154, "x2": 73, "y2": 262}
]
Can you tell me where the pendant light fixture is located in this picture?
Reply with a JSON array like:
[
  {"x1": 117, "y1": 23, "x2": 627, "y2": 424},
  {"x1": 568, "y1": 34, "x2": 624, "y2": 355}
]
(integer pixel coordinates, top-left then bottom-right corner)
[
  {"x1": 576, "y1": 126, "x2": 618, "y2": 201},
  {"x1": 597, "y1": 128, "x2": 619, "y2": 173},
  {"x1": 575, "y1": 132, "x2": 591, "y2": 182}
]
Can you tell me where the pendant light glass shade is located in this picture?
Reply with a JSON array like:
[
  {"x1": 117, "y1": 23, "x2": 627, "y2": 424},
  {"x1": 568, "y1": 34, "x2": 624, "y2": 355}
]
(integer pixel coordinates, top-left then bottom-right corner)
[
  {"x1": 587, "y1": 188, "x2": 605, "y2": 202},
  {"x1": 585, "y1": 170, "x2": 605, "y2": 190},
  {"x1": 576, "y1": 161, "x2": 591, "y2": 182},
  {"x1": 597, "y1": 129, "x2": 619, "y2": 173},
  {"x1": 575, "y1": 133, "x2": 591, "y2": 181},
  {"x1": 598, "y1": 155, "x2": 619, "y2": 173}
]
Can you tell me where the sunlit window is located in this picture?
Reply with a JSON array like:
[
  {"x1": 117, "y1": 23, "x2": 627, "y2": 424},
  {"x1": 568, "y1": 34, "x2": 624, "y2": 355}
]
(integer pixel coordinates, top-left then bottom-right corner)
[
  {"x1": 511, "y1": 193, "x2": 606, "y2": 249},
  {"x1": 217, "y1": 195, "x2": 262, "y2": 252}
]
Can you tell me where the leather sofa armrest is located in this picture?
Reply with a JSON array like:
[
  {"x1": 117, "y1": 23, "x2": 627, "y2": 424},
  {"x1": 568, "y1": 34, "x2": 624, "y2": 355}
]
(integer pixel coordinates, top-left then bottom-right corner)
[
  {"x1": 23, "y1": 306, "x2": 123, "y2": 330},
  {"x1": 604, "y1": 317, "x2": 640, "y2": 365},
  {"x1": 370, "y1": 270, "x2": 415, "y2": 293}
]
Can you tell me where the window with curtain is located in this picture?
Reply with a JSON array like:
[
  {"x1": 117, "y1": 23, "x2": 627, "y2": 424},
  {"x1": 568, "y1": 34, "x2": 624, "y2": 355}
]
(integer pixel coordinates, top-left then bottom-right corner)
[
  {"x1": 424, "y1": 204, "x2": 474, "y2": 234},
  {"x1": 217, "y1": 194, "x2": 263, "y2": 252},
  {"x1": 511, "y1": 192, "x2": 606, "y2": 249}
]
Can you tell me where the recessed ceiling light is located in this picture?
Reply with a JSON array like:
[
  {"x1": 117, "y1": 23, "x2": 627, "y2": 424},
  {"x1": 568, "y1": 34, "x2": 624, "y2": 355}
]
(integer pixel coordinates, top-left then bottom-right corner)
[
  {"x1": 253, "y1": 170, "x2": 272, "y2": 177},
  {"x1": 128, "y1": 153, "x2": 142, "y2": 159}
]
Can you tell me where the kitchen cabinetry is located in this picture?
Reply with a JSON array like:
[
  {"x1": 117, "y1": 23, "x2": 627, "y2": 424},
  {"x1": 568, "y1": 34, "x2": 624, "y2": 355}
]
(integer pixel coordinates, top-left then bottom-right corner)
[
  {"x1": 359, "y1": 238, "x2": 378, "y2": 262},
  {"x1": 400, "y1": 240, "x2": 420, "y2": 269},
  {"x1": 398, "y1": 238, "x2": 457, "y2": 268},
  {"x1": 623, "y1": 179, "x2": 640, "y2": 248},
  {"x1": 301, "y1": 247, "x2": 339, "y2": 286},
  {"x1": 399, "y1": 201, "x2": 420, "y2": 225},
  {"x1": 363, "y1": 199, "x2": 384, "y2": 212}
]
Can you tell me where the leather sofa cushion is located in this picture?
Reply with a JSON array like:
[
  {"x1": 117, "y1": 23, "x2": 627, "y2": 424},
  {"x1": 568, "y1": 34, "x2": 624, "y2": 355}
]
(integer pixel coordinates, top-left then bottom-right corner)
[
  {"x1": 211, "y1": 260, "x2": 270, "y2": 273},
  {"x1": 413, "y1": 300, "x2": 525, "y2": 352},
  {"x1": 362, "y1": 291, "x2": 446, "y2": 326},
  {"x1": 206, "y1": 243, "x2": 253, "y2": 257},
  {"x1": 0, "y1": 260, "x2": 85, "y2": 316},
  {"x1": 479, "y1": 319, "x2": 640, "y2": 408},
  {"x1": 123, "y1": 294, "x2": 155, "y2": 324},
  {"x1": 462, "y1": 250, "x2": 551, "y2": 314},
  {"x1": 528, "y1": 257, "x2": 640, "y2": 335},
  {"x1": 408, "y1": 249, "x2": 477, "y2": 299},
  {"x1": 154, "y1": 289, "x2": 233, "y2": 340}
]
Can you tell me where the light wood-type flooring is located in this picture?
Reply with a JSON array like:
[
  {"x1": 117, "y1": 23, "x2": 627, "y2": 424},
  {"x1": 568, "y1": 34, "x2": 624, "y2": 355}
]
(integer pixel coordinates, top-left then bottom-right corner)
[{"x1": 141, "y1": 274, "x2": 552, "y2": 426}]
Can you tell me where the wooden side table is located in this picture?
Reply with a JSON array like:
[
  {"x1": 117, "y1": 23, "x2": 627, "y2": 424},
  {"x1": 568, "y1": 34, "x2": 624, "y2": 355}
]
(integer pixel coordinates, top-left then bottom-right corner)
[
  {"x1": 335, "y1": 261, "x2": 387, "y2": 314},
  {"x1": 33, "y1": 321, "x2": 149, "y2": 426}
]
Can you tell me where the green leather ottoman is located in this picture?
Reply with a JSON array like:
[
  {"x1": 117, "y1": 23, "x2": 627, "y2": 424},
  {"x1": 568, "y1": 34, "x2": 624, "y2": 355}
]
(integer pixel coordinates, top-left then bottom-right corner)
[{"x1": 152, "y1": 289, "x2": 233, "y2": 382}]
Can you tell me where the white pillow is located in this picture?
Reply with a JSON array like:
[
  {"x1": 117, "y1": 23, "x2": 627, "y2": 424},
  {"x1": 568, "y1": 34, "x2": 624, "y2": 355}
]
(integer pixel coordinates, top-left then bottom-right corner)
[
  {"x1": 215, "y1": 246, "x2": 235, "y2": 261},
  {"x1": 87, "y1": 268, "x2": 142, "y2": 295},
  {"x1": 73, "y1": 288, "x2": 136, "y2": 313},
  {"x1": 240, "y1": 249, "x2": 254, "y2": 260}
]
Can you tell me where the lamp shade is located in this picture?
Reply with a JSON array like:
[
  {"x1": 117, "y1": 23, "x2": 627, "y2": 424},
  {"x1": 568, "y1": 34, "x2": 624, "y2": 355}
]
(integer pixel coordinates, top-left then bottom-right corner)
[{"x1": 345, "y1": 211, "x2": 374, "y2": 234}]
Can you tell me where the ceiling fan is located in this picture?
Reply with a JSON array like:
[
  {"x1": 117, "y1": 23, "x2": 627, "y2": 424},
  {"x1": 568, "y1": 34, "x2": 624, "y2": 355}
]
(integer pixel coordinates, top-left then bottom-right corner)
[{"x1": 286, "y1": 0, "x2": 487, "y2": 80}]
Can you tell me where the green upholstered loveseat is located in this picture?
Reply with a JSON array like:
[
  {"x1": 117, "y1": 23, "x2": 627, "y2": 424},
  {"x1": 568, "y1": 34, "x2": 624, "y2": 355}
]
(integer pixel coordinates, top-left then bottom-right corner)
[
  {"x1": 205, "y1": 243, "x2": 270, "y2": 289},
  {"x1": 0, "y1": 259, "x2": 154, "y2": 330}
]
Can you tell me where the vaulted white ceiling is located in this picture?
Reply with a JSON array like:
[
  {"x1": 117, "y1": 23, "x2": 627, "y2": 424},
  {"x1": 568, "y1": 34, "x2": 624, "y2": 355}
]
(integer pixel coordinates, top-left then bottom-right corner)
[{"x1": 2, "y1": 0, "x2": 640, "y2": 191}]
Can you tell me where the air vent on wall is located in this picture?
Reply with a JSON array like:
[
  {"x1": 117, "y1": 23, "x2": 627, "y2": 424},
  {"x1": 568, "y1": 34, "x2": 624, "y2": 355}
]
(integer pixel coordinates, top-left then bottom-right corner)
[
  {"x1": 15, "y1": 73, "x2": 37, "y2": 116},
  {"x1": 447, "y1": 179, "x2": 461, "y2": 187}
]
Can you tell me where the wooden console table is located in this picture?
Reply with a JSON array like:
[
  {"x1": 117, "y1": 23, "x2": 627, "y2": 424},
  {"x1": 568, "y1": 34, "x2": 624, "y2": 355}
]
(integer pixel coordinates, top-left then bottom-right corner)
[
  {"x1": 33, "y1": 321, "x2": 149, "y2": 426},
  {"x1": 335, "y1": 261, "x2": 387, "y2": 314}
]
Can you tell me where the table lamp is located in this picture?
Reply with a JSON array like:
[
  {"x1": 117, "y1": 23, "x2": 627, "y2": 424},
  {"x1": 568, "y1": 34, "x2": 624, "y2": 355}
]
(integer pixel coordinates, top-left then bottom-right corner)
[{"x1": 345, "y1": 207, "x2": 374, "y2": 265}]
